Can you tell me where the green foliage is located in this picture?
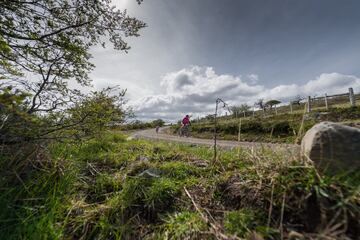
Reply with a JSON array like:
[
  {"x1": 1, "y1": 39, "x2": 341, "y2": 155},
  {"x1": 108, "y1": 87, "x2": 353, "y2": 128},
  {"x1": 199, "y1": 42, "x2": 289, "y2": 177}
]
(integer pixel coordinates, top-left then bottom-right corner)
[
  {"x1": 1, "y1": 132, "x2": 359, "y2": 239},
  {"x1": 156, "y1": 212, "x2": 207, "y2": 239},
  {"x1": 120, "y1": 118, "x2": 166, "y2": 130},
  {"x1": 224, "y1": 209, "x2": 257, "y2": 237},
  {"x1": 152, "y1": 118, "x2": 165, "y2": 127},
  {"x1": 0, "y1": 1, "x2": 148, "y2": 239},
  {"x1": 175, "y1": 106, "x2": 360, "y2": 143},
  {"x1": 144, "y1": 178, "x2": 181, "y2": 210},
  {"x1": 1, "y1": 0, "x2": 146, "y2": 107},
  {"x1": 0, "y1": 0, "x2": 143, "y2": 145},
  {"x1": 94, "y1": 173, "x2": 123, "y2": 197},
  {"x1": 0, "y1": 86, "x2": 129, "y2": 145},
  {"x1": 159, "y1": 161, "x2": 200, "y2": 180},
  {"x1": 230, "y1": 104, "x2": 251, "y2": 116},
  {"x1": 265, "y1": 99, "x2": 281, "y2": 108},
  {"x1": 65, "y1": 87, "x2": 130, "y2": 138},
  {"x1": 0, "y1": 153, "x2": 76, "y2": 239}
]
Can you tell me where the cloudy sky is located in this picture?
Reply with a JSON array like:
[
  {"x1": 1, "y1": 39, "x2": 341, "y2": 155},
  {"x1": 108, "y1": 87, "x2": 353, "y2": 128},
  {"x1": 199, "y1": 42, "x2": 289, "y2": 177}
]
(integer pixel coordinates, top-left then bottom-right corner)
[{"x1": 90, "y1": 0, "x2": 360, "y2": 121}]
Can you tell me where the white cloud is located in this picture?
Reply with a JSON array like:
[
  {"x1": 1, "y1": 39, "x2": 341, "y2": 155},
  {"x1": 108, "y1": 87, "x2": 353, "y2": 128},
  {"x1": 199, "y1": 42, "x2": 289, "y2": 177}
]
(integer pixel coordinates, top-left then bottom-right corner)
[
  {"x1": 303, "y1": 73, "x2": 360, "y2": 95},
  {"x1": 130, "y1": 66, "x2": 360, "y2": 121},
  {"x1": 247, "y1": 74, "x2": 259, "y2": 84}
]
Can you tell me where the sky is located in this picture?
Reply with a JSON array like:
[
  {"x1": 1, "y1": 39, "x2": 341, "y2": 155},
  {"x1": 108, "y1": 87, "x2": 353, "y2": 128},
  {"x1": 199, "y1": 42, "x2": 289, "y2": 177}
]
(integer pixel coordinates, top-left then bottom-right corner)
[{"x1": 90, "y1": 0, "x2": 360, "y2": 122}]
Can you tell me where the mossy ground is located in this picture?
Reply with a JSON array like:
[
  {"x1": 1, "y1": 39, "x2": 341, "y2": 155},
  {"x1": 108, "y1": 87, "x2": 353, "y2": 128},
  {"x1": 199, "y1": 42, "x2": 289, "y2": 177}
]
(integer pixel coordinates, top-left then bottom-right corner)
[{"x1": 1, "y1": 131, "x2": 359, "y2": 239}]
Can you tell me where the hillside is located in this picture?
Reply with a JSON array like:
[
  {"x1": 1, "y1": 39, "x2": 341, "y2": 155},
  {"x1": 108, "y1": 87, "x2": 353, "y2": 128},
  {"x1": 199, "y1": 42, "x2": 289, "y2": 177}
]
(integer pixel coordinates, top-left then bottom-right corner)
[{"x1": 171, "y1": 106, "x2": 360, "y2": 144}]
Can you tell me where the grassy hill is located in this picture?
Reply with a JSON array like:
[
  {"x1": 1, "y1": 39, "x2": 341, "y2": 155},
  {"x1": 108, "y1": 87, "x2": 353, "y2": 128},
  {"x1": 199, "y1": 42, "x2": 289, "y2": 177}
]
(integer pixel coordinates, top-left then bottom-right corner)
[
  {"x1": 171, "y1": 106, "x2": 360, "y2": 144},
  {"x1": 1, "y1": 131, "x2": 359, "y2": 239}
]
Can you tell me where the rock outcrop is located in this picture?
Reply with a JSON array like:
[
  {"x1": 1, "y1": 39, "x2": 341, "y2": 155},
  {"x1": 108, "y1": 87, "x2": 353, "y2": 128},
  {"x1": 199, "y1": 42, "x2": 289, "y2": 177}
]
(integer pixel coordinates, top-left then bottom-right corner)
[{"x1": 301, "y1": 121, "x2": 360, "y2": 174}]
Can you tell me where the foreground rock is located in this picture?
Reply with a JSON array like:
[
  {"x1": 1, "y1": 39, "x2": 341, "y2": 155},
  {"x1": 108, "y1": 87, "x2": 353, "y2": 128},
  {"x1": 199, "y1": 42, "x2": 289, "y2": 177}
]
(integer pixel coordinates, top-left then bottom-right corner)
[{"x1": 301, "y1": 121, "x2": 360, "y2": 174}]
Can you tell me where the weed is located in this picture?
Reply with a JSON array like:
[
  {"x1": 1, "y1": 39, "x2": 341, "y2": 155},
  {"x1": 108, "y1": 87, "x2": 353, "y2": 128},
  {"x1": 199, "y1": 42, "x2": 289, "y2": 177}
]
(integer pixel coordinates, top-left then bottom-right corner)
[
  {"x1": 144, "y1": 178, "x2": 181, "y2": 211},
  {"x1": 155, "y1": 211, "x2": 207, "y2": 239},
  {"x1": 159, "y1": 161, "x2": 200, "y2": 180},
  {"x1": 224, "y1": 209, "x2": 260, "y2": 237}
]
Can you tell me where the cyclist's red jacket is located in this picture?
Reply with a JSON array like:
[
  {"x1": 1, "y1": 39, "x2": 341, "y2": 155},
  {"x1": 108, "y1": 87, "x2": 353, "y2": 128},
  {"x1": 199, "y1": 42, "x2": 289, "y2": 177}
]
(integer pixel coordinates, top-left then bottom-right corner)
[{"x1": 182, "y1": 117, "x2": 190, "y2": 125}]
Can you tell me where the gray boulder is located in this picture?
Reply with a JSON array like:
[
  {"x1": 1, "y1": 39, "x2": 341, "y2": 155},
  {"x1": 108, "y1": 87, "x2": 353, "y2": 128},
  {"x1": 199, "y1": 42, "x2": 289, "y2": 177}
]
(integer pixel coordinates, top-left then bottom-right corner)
[{"x1": 301, "y1": 121, "x2": 360, "y2": 174}]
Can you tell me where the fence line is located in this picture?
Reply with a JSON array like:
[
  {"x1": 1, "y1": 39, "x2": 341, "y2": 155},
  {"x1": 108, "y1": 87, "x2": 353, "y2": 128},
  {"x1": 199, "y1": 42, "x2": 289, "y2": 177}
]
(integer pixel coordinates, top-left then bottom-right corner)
[
  {"x1": 203, "y1": 87, "x2": 358, "y2": 123},
  {"x1": 230, "y1": 87, "x2": 358, "y2": 119},
  {"x1": 306, "y1": 87, "x2": 356, "y2": 113}
]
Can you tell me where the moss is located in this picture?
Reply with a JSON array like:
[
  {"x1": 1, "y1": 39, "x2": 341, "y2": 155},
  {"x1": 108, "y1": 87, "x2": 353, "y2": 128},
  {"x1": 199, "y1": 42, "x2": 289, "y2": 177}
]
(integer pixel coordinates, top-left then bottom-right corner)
[
  {"x1": 224, "y1": 209, "x2": 258, "y2": 237},
  {"x1": 155, "y1": 211, "x2": 207, "y2": 239}
]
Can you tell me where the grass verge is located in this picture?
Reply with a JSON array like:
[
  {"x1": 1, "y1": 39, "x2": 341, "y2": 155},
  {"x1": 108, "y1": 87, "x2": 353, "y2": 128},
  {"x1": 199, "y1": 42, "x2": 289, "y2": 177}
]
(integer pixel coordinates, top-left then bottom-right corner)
[{"x1": 0, "y1": 131, "x2": 359, "y2": 239}]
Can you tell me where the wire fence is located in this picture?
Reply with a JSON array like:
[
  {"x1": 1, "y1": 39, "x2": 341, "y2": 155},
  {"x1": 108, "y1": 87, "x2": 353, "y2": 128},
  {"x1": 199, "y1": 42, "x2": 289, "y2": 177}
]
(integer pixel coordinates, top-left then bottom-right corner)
[
  {"x1": 228, "y1": 87, "x2": 358, "y2": 119},
  {"x1": 192, "y1": 87, "x2": 359, "y2": 125}
]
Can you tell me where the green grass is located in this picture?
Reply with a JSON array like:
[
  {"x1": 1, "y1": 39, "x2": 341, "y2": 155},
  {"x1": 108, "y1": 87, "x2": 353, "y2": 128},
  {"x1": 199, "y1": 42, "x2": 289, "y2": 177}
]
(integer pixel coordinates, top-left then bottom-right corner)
[
  {"x1": 171, "y1": 106, "x2": 360, "y2": 143},
  {"x1": 153, "y1": 211, "x2": 207, "y2": 239},
  {"x1": 1, "y1": 131, "x2": 359, "y2": 239}
]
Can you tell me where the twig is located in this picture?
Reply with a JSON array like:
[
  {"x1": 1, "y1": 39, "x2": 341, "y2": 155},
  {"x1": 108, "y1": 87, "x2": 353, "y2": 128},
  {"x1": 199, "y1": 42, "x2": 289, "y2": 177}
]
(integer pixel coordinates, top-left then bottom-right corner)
[
  {"x1": 279, "y1": 192, "x2": 286, "y2": 240},
  {"x1": 13, "y1": 170, "x2": 30, "y2": 194},
  {"x1": 267, "y1": 182, "x2": 275, "y2": 227}
]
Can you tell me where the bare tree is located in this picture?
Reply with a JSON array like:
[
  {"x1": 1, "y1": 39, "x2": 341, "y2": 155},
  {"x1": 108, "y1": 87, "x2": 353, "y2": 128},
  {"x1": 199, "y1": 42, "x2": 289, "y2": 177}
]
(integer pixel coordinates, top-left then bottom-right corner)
[
  {"x1": 255, "y1": 99, "x2": 266, "y2": 112},
  {"x1": 290, "y1": 95, "x2": 304, "y2": 106}
]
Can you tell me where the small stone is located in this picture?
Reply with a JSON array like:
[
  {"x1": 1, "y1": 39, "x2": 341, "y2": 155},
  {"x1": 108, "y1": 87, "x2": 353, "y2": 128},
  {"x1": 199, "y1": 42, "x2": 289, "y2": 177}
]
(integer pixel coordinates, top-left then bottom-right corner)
[
  {"x1": 137, "y1": 155, "x2": 149, "y2": 162},
  {"x1": 192, "y1": 160, "x2": 208, "y2": 168},
  {"x1": 138, "y1": 168, "x2": 161, "y2": 178},
  {"x1": 301, "y1": 121, "x2": 360, "y2": 174}
]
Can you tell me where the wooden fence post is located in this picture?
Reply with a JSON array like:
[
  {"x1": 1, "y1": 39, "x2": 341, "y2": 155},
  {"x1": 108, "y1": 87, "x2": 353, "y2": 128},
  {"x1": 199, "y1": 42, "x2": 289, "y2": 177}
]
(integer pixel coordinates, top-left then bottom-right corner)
[
  {"x1": 325, "y1": 93, "x2": 328, "y2": 110},
  {"x1": 349, "y1": 87, "x2": 356, "y2": 107},
  {"x1": 290, "y1": 102, "x2": 293, "y2": 113},
  {"x1": 238, "y1": 118, "x2": 242, "y2": 142},
  {"x1": 307, "y1": 96, "x2": 311, "y2": 113}
]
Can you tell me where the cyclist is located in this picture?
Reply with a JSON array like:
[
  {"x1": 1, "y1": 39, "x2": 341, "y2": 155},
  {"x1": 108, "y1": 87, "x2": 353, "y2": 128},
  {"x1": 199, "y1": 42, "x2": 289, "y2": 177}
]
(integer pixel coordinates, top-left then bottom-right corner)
[{"x1": 180, "y1": 115, "x2": 191, "y2": 137}]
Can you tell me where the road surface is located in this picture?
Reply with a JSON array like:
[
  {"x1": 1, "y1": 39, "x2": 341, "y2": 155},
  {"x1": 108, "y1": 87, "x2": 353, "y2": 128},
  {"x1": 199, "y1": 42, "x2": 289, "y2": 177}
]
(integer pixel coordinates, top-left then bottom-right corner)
[{"x1": 131, "y1": 127, "x2": 300, "y2": 152}]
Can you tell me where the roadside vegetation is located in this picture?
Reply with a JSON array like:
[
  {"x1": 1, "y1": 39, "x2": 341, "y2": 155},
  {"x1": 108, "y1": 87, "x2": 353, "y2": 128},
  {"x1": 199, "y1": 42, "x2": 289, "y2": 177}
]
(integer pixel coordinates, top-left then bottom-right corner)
[
  {"x1": 118, "y1": 119, "x2": 165, "y2": 131},
  {"x1": 1, "y1": 1, "x2": 359, "y2": 240},
  {"x1": 171, "y1": 106, "x2": 360, "y2": 144},
  {"x1": 1, "y1": 131, "x2": 359, "y2": 239}
]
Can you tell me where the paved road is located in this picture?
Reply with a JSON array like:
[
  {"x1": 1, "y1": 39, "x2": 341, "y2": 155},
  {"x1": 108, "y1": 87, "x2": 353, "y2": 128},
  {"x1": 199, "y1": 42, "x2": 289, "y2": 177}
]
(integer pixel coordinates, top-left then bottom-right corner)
[{"x1": 132, "y1": 127, "x2": 300, "y2": 152}]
